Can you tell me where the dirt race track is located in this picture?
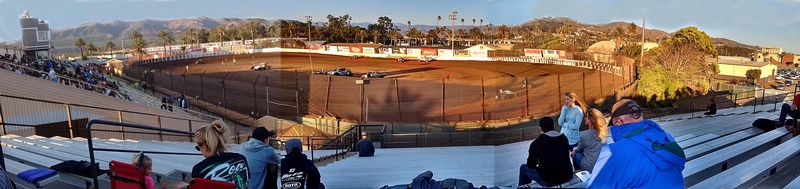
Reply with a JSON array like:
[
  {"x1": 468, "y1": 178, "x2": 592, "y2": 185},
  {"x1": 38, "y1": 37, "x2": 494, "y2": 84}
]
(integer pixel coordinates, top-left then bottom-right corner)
[{"x1": 130, "y1": 52, "x2": 626, "y2": 123}]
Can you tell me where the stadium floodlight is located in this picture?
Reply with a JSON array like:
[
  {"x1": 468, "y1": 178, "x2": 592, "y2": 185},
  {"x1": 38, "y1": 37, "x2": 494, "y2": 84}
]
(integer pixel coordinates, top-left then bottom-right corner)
[
  {"x1": 449, "y1": 11, "x2": 457, "y2": 53},
  {"x1": 306, "y1": 15, "x2": 313, "y2": 73}
]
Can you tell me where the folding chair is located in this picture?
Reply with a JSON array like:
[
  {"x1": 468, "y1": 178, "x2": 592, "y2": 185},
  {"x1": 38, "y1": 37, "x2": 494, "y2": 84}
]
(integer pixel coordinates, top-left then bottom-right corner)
[
  {"x1": 109, "y1": 160, "x2": 146, "y2": 189},
  {"x1": 189, "y1": 178, "x2": 236, "y2": 189}
]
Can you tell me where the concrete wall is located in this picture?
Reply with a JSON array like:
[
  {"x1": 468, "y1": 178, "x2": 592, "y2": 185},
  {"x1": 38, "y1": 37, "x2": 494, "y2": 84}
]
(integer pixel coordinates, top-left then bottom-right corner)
[{"x1": 718, "y1": 63, "x2": 777, "y2": 79}]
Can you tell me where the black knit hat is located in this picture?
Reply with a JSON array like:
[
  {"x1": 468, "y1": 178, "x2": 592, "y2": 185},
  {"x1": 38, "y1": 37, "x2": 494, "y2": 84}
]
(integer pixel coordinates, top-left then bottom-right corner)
[{"x1": 251, "y1": 127, "x2": 275, "y2": 141}]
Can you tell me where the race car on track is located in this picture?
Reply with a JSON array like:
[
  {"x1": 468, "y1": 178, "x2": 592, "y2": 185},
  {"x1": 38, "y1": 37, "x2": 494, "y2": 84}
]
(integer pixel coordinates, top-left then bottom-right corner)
[
  {"x1": 251, "y1": 63, "x2": 269, "y2": 70},
  {"x1": 195, "y1": 59, "x2": 204, "y2": 64},
  {"x1": 326, "y1": 68, "x2": 353, "y2": 76},
  {"x1": 418, "y1": 56, "x2": 436, "y2": 62},
  {"x1": 350, "y1": 55, "x2": 362, "y2": 59},
  {"x1": 361, "y1": 71, "x2": 387, "y2": 79},
  {"x1": 396, "y1": 57, "x2": 405, "y2": 62}
]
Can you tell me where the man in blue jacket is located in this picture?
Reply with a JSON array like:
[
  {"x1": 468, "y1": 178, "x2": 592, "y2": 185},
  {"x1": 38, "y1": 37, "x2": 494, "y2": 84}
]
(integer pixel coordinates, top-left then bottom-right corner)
[
  {"x1": 240, "y1": 127, "x2": 281, "y2": 189},
  {"x1": 585, "y1": 99, "x2": 686, "y2": 188}
]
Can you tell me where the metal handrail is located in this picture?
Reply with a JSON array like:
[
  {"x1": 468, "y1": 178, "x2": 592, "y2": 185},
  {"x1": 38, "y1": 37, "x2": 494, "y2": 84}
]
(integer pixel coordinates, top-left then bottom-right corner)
[{"x1": 87, "y1": 120, "x2": 198, "y2": 189}]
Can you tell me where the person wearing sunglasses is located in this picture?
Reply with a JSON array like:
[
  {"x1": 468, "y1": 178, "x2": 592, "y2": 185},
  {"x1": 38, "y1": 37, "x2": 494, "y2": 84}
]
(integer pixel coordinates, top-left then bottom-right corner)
[
  {"x1": 584, "y1": 99, "x2": 686, "y2": 188},
  {"x1": 179, "y1": 120, "x2": 251, "y2": 189}
]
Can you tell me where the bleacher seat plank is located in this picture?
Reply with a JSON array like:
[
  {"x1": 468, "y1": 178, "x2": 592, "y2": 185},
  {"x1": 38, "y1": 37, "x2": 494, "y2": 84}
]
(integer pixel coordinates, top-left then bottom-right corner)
[{"x1": 689, "y1": 136, "x2": 800, "y2": 189}]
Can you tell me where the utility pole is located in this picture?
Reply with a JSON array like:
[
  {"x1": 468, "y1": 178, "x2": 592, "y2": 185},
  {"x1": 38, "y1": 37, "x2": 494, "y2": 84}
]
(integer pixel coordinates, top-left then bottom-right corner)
[
  {"x1": 306, "y1": 15, "x2": 314, "y2": 73},
  {"x1": 449, "y1": 11, "x2": 457, "y2": 53}
]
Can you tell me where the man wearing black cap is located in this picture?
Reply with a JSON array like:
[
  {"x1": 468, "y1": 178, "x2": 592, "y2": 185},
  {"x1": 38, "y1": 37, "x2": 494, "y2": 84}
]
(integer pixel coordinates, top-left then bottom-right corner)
[
  {"x1": 240, "y1": 127, "x2": 281, "y2": 189},
  {"x1": 355, "y1": 131, "x2": 375, "y2": 157},
  {"x1": 281, "y1": 138, "x2": 323, "y2": 189},
  {"x1": 585, "y1": 99, "x2": 686, "y2": 188},
  {"x1": 518, "y1": 117, "x2": 573, "y2": 187}
]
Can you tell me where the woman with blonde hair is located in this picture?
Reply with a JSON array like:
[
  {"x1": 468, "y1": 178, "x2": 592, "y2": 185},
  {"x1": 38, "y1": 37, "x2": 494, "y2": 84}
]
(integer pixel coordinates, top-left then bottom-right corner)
[
  {"x1": 558, "y1": 92, "x2": 586, "y2": 149},
  {"x1": 184, "y1": 120, "x2": 250, "y2": 189},
  {"x1": 571, "y1": 108, "x2": 610, "y2": 172}
]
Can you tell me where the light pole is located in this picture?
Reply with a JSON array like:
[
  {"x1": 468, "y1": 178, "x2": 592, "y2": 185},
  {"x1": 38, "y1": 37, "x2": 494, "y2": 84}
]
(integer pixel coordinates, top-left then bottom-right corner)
[
  {"x1": 449, "y1": 11, "x2": 457, "y2": 53},
  {"x1": 306, "y1": 15, "x2": 314, "y2": 74}
]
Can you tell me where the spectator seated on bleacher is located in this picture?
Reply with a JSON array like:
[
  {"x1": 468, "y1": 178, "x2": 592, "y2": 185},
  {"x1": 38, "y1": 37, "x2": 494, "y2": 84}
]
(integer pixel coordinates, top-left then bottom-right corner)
[
  {"x1": 240, "y1": 127, "x2": 280, "y2": 189},
  {"x1": 281, "y1": 138, "x2": 324, "y2": 189},
  {"x1": 704, "y1": 99, "x2": 717, "y2": 115},
  {"x1": 132, "y1": 152, "x2": 156, "y2": 189},
  {"x1": 356, "y1": 131, "x2": 375, "y2": 157},
  {"x1": 518, "y1": 117, "x2": 573, "y2": 187},
  {"x1": 779, "y1": 93, "x2": 800, "y2": 135},
  {"x1": 181, "y1": 120, "x2": 250, "y2": 189}
]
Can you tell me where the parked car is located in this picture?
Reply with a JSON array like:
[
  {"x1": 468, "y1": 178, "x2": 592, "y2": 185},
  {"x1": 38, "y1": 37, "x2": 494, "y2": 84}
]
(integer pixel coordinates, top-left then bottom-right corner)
[
  {"x1": 785, "y1": 80, "x2": 793, "y2": 85},
  {"x1": 327, "y1": 68, "x2": 353, "y2": 76},
  {"x1": 777, "y1": 84, "x2": 786, "y2": 90},
  {"x1": 395, "y1": 57, "x2": 405, "y2": 62},
  {"x1": 251, "y1": 63, "x2": 269, "y2": 70},
  {"x1": 361, "y1": 71, "x2": 387, "y2": 79}
]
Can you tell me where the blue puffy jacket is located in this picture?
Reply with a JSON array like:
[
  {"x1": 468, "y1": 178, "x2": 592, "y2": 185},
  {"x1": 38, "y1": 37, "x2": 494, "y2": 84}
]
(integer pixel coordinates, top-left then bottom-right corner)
[{"x1": 585, "y1": 120, "x2": 686, "y2": 188}]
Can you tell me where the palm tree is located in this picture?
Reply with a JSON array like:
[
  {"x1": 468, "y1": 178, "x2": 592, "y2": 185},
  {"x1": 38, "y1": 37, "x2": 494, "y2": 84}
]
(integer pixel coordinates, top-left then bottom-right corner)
[
  {"x1": 472, "y1": 19, "x2": 476, "y2": 28},
  {"x1": 181, "y1": 28, "x2": 196, "y2": 47},
  {"x1": 158, "y1": 30, "x2": 174, "y2": 57},
  {"x1": 486, "y1": 23, "x2": 493, "y2": 44},
  {"x1": 497, "y1": 25, "x2": 510, "y2": 44},
  {"x1": 105, "y1": 41, "x2": 116, "y2": 58},
  {"x1": 627, "y1": 22, "x2": 638, "y2": 38},
  {"x1": 74, "y1": 38, "x2": 86, "y2": 60},
  {"x1": 86, "y1": 43, "x2": 96, "y2": 57},
  {"x1": 613, "y1": 27, "x2": 626, "y2": 51},
  {"x1": 130, "y1": 31, "x2": 147, "y2": 60}
]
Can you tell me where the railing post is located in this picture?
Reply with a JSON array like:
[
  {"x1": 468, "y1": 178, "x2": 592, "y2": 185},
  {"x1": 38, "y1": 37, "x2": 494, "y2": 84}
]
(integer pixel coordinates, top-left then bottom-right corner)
[
  {"x1": 690, "y1": 100, "x2": 694, "y2": 118},
  {"x1": 118, "y1": 110, "x2": 125, "y2": 140},
  {"x1": 775, "y1": 96, "x2": 779, "y2": 112},
  {"x1": 0, "y1": 99, "x2": 5, "y2": 136},
  {"x1": 66, "y1": 104, "x2": 74, "y2": 138},
  {"x1": 734, "y1": 93, "x2": 738, "y2": 108},
  {"x1": 753, "y1": 97, "x2": 757, "y2": 113},
  {"x1": 188, "y1": 120, "x2": 194, "y2": 142},
  {"x1": 157, "y1": 115, "x2": 163, "y2": 141},
  {"x1": 761, "y1": 89, "x2": 766, "y2": 105}
]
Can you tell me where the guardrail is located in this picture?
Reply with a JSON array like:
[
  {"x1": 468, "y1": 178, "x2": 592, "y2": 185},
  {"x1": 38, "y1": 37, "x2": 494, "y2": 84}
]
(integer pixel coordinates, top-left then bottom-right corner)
[
  {"x1": 86, "y1": 120, "x2": 199, "y2": 189},
  {"x1": 650, "y1": 88, "x2": 794, "y2": 122}
]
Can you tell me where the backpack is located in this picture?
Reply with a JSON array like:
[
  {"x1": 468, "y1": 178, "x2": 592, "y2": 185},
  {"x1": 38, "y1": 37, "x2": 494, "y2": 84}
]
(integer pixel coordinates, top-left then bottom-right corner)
[{"x1": 752, "y1": 118, "x2": 778, "y2": 132}]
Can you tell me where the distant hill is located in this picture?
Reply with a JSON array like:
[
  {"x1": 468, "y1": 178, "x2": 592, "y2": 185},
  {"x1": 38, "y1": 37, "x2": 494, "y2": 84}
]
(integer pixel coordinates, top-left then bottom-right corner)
[
  {"x1": 712, "y1": 37, "x2": 759, "y2": 49},
  {"x1": 49, "y1": 16, "x2": 760, "y2": 53}
]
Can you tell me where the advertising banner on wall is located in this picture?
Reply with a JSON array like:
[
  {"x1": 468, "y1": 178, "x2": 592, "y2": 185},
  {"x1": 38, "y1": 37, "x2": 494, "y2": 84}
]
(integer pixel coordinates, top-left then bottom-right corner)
[
  {"x1": 408, "y1": 48, "x2": 422, "y2": 56},
  {"x1": 543, "y1": 49, "x2": 559, "y2": 58},
  {"x1": 558, "y1": 50, "x2": 567, "y2": 59},
  {"x1": 471, "y1": 50, "x2": 488, "y2": 57},
  {"x1": 421, "y1": 48, "x2": 438, "y2": 56},
  {"x1": 380, "y1": 48, "x2": 392, "y2": 54},
  {"x1": 438, "y1": 49, "x2": 454, "y2": 57},
  {"x1": 363, "y1": 48, "x2": 375, "y2": 54},
  {"x1": 350, "y1": 46, "x2": 363, "y2": 53},
  {"x1": 392, "y1": 48, "x2": 407, "y2": 55},
  {"x1": 337, "y1": 46, "x2": 350, "y2": 53},
  {"x1": 524, "y1": 49, "x2": 542, "y2": 57},
  {"x1": 454, "y1": 49, "x2": 470, "y2": 57},
  {"x1": 327, "y1": 46, "x2": 338, "y2": 53}
]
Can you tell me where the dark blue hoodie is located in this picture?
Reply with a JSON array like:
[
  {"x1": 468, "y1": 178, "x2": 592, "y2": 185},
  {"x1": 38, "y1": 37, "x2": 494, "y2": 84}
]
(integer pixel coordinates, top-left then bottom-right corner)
[
  {"x1": 585, "y1": 120, "x2": 686, "y2": 188},
  {"x1": 280, "y1": 152, "x2": 321, "y2": 189}
]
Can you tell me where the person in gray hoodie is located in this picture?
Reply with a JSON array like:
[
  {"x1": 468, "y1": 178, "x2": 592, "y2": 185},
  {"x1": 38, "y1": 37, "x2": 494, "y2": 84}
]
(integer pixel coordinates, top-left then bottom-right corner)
[{"x1": 240, "y1": 127, "x2": 281, "y2": 189}]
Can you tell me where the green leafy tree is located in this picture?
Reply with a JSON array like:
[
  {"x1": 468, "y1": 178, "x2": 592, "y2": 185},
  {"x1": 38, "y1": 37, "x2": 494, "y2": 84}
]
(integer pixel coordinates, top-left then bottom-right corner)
[
  {"x1": 180, "y1": 28, "x2": 196, "y2": 46},
  {"x1": 75, "y1": 38, "x2": 86, "y2": 60},
  {"x1": 745, "y1": 69, "x2": 762, "y2": 84},
  {"x1": 668, "y1": 26, "x2": 718, "y2": 57}
]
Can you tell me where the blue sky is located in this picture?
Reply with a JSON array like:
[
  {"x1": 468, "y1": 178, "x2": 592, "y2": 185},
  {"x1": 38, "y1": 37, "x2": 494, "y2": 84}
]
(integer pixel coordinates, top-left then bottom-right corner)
[{"x1": 1, "y1": 0, "x2": 799, "y2": 52}]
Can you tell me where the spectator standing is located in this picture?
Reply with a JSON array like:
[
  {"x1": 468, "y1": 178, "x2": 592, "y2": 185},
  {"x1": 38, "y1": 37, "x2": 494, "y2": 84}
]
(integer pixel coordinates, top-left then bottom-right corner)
[
  {"x1": 558, "y1": 92, "x2": 586, "y2": 149},
  {"x1": 281, "y1": 138, "x2": 324, "y2": 189},
  {"x1": 585, "y1": 99, "x2": 685, "y2": 188},
  {"x1": 518, "y1": 117, "x2": 573, "y2": 187},
  {"x1": 355, "y1": 131, "x2": 375, "y2": 157},
  {"x1": 571, "y1": 108, "x2": 610, "y2": 172},
  {"x1": 240, "y1": 127, "x2": 281, "y2": 189}
]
